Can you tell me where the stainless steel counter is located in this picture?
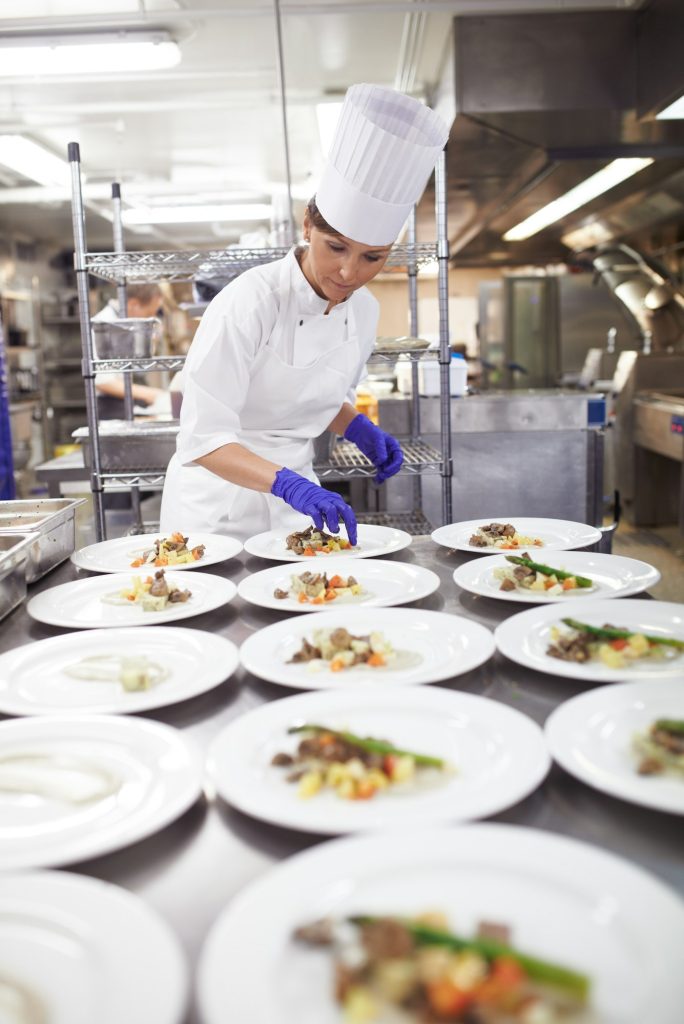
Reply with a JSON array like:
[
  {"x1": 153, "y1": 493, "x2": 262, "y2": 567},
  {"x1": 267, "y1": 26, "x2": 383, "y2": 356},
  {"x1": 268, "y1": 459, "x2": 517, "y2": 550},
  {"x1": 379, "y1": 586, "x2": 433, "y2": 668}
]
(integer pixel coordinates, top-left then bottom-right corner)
[{"x1": 1, "y1": 540, "x2": 681, "y2": 1024}]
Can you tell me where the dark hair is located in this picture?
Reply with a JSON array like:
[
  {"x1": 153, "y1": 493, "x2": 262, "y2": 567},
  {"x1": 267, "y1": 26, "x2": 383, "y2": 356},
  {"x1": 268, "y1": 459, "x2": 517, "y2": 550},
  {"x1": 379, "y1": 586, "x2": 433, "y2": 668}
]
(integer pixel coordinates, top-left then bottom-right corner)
[{"x1": 306, "y1": 196, "x2": 343, "y2": 238}]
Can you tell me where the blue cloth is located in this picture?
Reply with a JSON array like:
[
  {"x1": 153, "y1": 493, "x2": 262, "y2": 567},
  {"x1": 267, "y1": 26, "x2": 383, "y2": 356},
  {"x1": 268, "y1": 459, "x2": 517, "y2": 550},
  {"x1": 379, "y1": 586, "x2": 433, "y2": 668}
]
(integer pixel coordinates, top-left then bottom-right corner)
[
  {"x1": 344, "y1": 413, "x2": 403, "y2": 483},
  {"x1": 271, "y1": 468, "x2": 357, "y2": 545}
]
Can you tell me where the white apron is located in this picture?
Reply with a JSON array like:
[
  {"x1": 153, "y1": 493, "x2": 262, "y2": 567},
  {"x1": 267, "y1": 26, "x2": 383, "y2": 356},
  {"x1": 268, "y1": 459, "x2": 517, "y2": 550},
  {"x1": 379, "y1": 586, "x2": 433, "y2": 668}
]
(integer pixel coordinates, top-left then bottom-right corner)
[{"x1": 160, "y1": 258, "x2": 360, "y2": 541}]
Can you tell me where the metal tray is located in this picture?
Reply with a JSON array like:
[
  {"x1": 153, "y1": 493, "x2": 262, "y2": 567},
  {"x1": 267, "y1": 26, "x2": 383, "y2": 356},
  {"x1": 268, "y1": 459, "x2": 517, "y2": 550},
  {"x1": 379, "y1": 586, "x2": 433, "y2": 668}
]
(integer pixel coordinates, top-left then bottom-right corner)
[
  {"x1": 73, "y1": 420, "x2": 179, "y2": 473},
  {"x1": 0, "y1": 498, "x2": 85, "y2": 582},
  {"x1": 91, "y1": 317, "x2": 159, "y2": 360},
  {"x1": 0, "y1": 533, "x2": 35, "y2": 621}
]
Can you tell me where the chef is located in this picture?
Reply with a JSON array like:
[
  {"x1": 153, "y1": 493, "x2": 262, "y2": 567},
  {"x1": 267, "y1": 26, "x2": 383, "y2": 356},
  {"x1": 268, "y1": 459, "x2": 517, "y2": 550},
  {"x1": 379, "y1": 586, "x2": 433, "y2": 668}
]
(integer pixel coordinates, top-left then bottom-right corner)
[{"x1": 160, "y1": 84, "x2": 448, "y2": 542}]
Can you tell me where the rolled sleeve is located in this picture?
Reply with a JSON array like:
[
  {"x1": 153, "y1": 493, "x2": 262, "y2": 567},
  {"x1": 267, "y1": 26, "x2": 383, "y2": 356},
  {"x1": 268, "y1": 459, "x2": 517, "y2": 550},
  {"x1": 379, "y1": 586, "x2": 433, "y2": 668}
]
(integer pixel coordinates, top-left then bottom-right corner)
[{"x1": 176, "y1": 278, "x2": 272, "y2": 466}]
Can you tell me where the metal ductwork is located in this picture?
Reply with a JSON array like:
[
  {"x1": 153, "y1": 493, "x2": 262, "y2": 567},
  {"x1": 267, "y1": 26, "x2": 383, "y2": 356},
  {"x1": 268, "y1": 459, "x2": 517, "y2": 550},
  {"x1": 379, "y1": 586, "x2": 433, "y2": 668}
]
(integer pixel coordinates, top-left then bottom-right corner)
[{"x1": 423, "y1": 0, "x2": 684, "y2": 267}]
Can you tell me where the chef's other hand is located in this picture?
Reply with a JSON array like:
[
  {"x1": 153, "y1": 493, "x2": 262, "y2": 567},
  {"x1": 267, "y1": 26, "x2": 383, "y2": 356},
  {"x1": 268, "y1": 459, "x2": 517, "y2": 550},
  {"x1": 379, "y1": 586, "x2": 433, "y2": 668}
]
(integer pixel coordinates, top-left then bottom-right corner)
[
  {"x1": 344, "y1": 413, "x2": 404, "y2": 484},
  {"x1": 271, "y1": 468, "x2": 358, "y2": 546}
]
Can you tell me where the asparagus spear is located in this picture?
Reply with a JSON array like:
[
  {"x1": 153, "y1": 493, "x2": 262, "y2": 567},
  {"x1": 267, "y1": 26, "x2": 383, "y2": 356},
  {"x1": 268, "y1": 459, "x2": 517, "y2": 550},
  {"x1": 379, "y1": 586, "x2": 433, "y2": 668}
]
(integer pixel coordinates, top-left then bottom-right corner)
[
  {"x1": 349, "y1": 916, "x2": 590, "y2": 1001},
  {"x1": 562, "y1": 618, "x2": 684, "y2": 650},
  {"x1": 287, "y1": 724, "x2": 445, "y2": 768},
  {"x1": 653, "y1": 719, "x2": 684, "y2": 735},
  {"x1": 505, "y1": 555, "x2": 593, "y2": 588}
]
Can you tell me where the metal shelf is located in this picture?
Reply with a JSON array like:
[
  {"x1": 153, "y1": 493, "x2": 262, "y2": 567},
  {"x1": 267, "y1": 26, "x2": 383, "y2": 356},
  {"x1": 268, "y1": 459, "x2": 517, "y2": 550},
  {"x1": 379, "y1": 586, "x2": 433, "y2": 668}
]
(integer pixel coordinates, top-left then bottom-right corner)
[
  {"x1": 84, "y1": 243, "x2": 438, "y2": 284},
  {"x1": 92, "y1": 355, "x2": 186, "y2": 373},
  {"x1": 315, "y1": 439, "x2": 441, "y2": 481},
  {"x1": 357, "y1": 509, "x2": 433, "y2": 535},
  {"x1": 101, "y1": 471, "x2": 166, "y2": 489}
]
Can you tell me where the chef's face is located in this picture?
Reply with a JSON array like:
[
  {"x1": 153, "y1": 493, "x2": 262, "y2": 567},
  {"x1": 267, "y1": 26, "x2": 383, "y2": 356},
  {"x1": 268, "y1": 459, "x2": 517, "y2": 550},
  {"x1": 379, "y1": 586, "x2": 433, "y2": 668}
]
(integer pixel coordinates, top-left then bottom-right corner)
[{"x1": 300, "y1": 215, "x2": 392, "y2": 305}]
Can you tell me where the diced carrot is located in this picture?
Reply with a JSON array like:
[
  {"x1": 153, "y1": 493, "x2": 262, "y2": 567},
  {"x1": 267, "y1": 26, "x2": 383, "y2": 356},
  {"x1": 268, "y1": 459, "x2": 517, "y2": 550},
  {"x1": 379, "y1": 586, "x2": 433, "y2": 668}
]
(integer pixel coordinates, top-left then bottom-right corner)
[
  {"x1": 319, "y1": 733, "x2": 336, "y2": 746},
  {"x1": 329, "y1": 658, "x2": 346, "y2": 672},
  {"x1": 354, "y1": 779, "x2": 376, "y2": 800},
  {"x1": 610, "y1": 638, "x2": 628, "y2": 650},
  {"x1": 298, "y1": 592, "x2": 308, "y2": 603},
  {"x1": 130, "y1": 558, "x2": 144, "y2": 568},
  {"x1": 145, "y1": 576, "x2": 153, "y2": 584},
  {"x1": 534, "y1": 539, "x2": 544, "y2": 546},
  {"x1": 303, "y1": 547, "x2": 316, "y2": 557},
  {"x1": 126, "y1": 593, "x2": 136, "y2": 601},
  {"x1": 477, "y1": 956, "x2": 527, "y2": 1006},
  {"x1": 491, "y1": 956, "x2": 526, "y2": 988},
  {"x1": 311, "y1": 595, "x2": 324, "y2": 605},
  {"x1": 329, "y1": 575, "x2": 344, "y2": 588},
  {"x1": 366, "y1": 653, "x2": 386, "y2": 667},
  {"x1": 323, "y1": 589, "x2": 337, "y2": 601},
  {"x1": 154, "y1": 556, "x2": 169, "y2": 566},
  {"x1": 383, "y1": 754, "x2": 397, "y2": 779},
  {"x1": 426, "y1": 979, "x2": 472, "y2": 1017},
  {"x1": 543, "y1": 579, "x2": 556, "y2": 590},
  {"x1": 500, "y1": 544, "x2": 515, "y2": 550},
  {"x1": 562, "y1": 577, "x2": 577, "y2": 590}
]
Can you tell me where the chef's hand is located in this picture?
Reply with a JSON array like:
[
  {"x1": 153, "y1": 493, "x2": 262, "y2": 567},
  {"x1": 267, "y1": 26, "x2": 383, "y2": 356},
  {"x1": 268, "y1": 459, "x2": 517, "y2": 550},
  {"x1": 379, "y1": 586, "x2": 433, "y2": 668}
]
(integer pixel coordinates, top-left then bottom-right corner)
[
  {"x1": 271, "y1": 468, "x2": 358, "y2": 545},
  {"x1": 344, "y1": 413, "x2": 404, "y2": 483}
]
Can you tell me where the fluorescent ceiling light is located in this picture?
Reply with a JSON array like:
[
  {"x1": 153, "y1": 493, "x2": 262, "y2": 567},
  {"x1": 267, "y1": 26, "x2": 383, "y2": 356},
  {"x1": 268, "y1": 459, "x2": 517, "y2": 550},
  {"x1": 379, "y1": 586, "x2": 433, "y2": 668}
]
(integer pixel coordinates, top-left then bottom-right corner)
[
  {"x1": 0, "y1": 135, "x2": 70, "y2": 186},
  {"x1": 0, "y1": 32, "x2": 180, "y2": 76},
  {"x1": 656, "y1": 94, "x2": 684, "y2": 119},
  {"x1": 316, "y1": 102, "x2": 343, "y2": 157},
  {"x1": 503, "y1": 158, "x2": 654, "y2": 242},
  {"x1": 122, "y1": 204, "x2": 272, "y2": 225}
]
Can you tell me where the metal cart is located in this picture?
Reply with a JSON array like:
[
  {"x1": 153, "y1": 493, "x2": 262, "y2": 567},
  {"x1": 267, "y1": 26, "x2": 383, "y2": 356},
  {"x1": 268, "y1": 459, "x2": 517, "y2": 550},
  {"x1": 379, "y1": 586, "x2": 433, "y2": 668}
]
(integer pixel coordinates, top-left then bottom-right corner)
[{"x1": 68, "y1": 144, "x2": 452, "y2": 542}]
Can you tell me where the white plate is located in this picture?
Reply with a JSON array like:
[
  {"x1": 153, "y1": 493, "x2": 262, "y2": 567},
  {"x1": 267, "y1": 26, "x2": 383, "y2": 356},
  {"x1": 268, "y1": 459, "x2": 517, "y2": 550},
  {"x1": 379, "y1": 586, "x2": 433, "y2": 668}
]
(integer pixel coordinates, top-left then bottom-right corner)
[
  {"x1": 432, "y1": 517, "x2": 602, "y2": 553},
  {"x1": 0, "y1": 715, "x2": 203, "y2": 869},
  {"x1": 71, "y1": 531, "x2": 242, "y2": 573},
  {"x1": 545, "y1": 680, "x2": 684, "y2": 815},
  {"x1": 197, "y1": 823, "x2": 684, "y2": 1024},
  {"x1": 454, "y1": 551, "x2": 660, "y2": 603},
  {"x1": 237, "y1": 557, "x2": 440, "y2": 612},
  {"x1": 244, "y1": 524, "x2": 412, "y2": 562},
  {"x1": 207, "y1": 688, "x2": 549, "y2": 833},
  {"x1": 0, "y1": 870, "x2": 187, "y2": 1024},
  {"x1": 0, "y1": 627, "x2": 239, "y2": 716},
  {"x1": 27, "y1": 571, "x2": 237, "y2": 629},
  {"x1": 239, "y1": 607, "x2": 495, "y2": 690},
  {"x1": 495, "y1": 599, "x2": 684, "y2": 682}
]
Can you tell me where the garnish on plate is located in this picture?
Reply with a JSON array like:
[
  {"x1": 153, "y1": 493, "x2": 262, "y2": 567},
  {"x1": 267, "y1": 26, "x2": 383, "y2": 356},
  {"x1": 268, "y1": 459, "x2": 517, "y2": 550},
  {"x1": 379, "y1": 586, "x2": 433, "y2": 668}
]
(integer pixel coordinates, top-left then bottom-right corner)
[
  {"x1": 547, "y1": 618, "x2": 684, "y2": 668},
  {"x1": 286, "y1": 525, "x2": 354, "y2": 557},
  {"x1": 469, "y1": 522, "x2": 544, "y2": 550},
  {"x1": 494, "y1": 553, "x2": 593, "y2": 595},
  {"x1": 272, "y1": 723, "x2": 449, "y2": 800},
  {"x1": 63, "y1": 653, "x2": 169, "y2": 692},
  {"x1": 274, "y1": 570, "x2": 364, "y2": 605},
  {"x1": 101, "y1": 569, "x2": 192, "y2": 613},
  {"x1": 633, "y1": 719, "x2": 684, "y2": 777},
  {"x1": 288, "y1": 627, "x2": 408, "y2": 672},
  {"x1": 130, "y1": 531, "x2": 204, "y2": 568}
]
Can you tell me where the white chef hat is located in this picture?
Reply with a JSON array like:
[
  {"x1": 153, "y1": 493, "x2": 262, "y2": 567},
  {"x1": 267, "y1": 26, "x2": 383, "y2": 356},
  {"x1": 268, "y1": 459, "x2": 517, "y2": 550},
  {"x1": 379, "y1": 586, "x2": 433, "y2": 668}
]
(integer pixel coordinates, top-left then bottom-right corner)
[{"x1": 316, "y1": 83, "x2": 449, "y2": 246}]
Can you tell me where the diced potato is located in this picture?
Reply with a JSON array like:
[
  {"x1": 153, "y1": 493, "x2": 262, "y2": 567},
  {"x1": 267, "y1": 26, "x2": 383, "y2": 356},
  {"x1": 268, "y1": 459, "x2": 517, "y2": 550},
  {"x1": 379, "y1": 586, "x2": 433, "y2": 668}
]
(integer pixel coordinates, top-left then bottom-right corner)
[
  {"x1": 598, "y1": 643, "x2": 625, "y2": 668},
  {"x1": 447, "y1": 951, "x2": 488, "y2": 991},
  {"x1": 416, "y1": 946, "x2": 453, "y2": 983},
  {"x1": 350, "y1": 639, "x2": 371, "y2": 655},
  {"x1": 373, "y1": 959, "x2": 419, "y2": 1002},
  {"x1": 343, "y1": 986, "x2": 377, "y2": 1023},
  {"x1": 627, "y1": 633, "x2": 649, "y2": 657},
  {"x1": 297, "y1": 770, "x2": 322, "y2": 799},
  {"x1": 336, "y1": 778, "x2": 356, "y2": 800},
  {"x1": 392, "y1": 755, "x2": 416, "y2": 783},
  {"x1": 369, "y1": 631, "x2": 392, "y2": 655},
  {"x1": 366, "y1": 769, "x2": 390, "y2": 791}
]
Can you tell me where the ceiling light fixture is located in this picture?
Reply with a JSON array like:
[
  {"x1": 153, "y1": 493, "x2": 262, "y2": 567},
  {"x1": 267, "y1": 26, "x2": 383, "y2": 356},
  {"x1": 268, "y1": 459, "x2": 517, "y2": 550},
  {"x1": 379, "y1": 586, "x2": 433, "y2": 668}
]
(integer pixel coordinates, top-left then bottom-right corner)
[
  {"x1": 0, "y1": 135, "x2": 70, "y2": 187},
  {"x1": 315, "y1": 101, "x2": 344, "y2": 157},
  {"x1": 656, "y1": 94, "x2": 684, "y2": 119},
  {"x1": 0, "y1": 31, "x2": 181, "y2": 77},
  {"x1": 122, "y1": 204, "x2": 272, "y2": 225},
  {"x1": 503, "y1": 158, "x2": 654, "y2": 242}
]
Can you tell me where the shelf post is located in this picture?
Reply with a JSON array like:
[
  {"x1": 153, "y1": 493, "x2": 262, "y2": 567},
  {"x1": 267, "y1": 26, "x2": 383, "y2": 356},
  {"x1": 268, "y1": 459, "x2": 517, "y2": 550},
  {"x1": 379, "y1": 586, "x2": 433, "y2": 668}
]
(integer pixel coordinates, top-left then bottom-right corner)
[
  {"x1": 68, "y1": 142, "x2": 106, "y2": 541},
  {"x1": 407, "y1": 207, "x2": 422, "y2": 515},
  {"x1": 112, "y1": 182, "x2": 143, "y2": 531},
  {"x1": 435, "y1": 148, "x2": 453, "y2": 525}
]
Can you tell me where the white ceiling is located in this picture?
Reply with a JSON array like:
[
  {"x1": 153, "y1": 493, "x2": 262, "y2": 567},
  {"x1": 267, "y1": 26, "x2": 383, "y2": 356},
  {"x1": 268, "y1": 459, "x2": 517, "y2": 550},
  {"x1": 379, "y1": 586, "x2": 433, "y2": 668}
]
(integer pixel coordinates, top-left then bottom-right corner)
[{"x1": 0, "y1": 0, "x2": 645, "y2": 251}]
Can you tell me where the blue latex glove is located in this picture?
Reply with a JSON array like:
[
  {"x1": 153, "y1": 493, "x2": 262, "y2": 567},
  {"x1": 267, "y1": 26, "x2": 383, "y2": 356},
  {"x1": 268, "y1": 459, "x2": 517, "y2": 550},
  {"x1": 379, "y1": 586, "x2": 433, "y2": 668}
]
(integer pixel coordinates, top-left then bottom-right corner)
[
  {"x1": 344, "y1": 413, "x2": 404, "y2": 483},
  {"x1": 271, "y1": 468, "x2": 358, "y2": 546}
]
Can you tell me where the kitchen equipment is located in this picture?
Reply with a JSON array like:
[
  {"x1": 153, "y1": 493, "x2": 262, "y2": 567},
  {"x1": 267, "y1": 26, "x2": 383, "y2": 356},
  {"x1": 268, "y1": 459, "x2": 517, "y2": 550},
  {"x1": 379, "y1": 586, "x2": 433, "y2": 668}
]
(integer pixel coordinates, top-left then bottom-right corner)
[
  {"x1": 0, "y1": 532, "x2": 35, "y2": 621},
  {"x1": 312, "y1": 430, "x2": 336, "y2": 462},
  {"x1": 73, "y1": 420, "x2": 179, "y2": 474},
  {"x1": 0, "y1": 498, "x2": 85, "y2": 582},
  {"x1": 91, "y1": 317, "x2": 159, "y2": 360},
  {"x1": 418, "y1": 353, "x2": 468, "y2": 396}
]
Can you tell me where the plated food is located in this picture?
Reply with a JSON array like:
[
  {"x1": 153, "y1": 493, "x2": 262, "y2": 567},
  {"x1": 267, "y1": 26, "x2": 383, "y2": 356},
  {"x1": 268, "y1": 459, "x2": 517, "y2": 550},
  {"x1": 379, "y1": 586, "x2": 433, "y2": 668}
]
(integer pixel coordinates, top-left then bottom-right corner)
[
  {"x1": 294, "y1": 911, "x2": 591, "y2": 1023},
  {"x1": 197, "y1": 823, "x2": 684, "y2": 1024},
  {"x1": 206, "y1": 688, "x2": 549, "y2": 833},
  {"x1": 244, "y1": 524, "x2": 412, "y2": 562},
  {"x1": 0, "y1": 871, "x2": 188, "y2": 1024},
  {"x1": 27, "y1": 571, "x2": 237, "y2": 629},
  {"x1": 129, "y1": 530, "x2": 204, "y2": 567},
  {"x1": 71, "y1": 531, "x2": 242, "y2": 574},
  {"x1": 547, "y1": 618, "x2": 683, "y2": 669},
  {"x1": 0, "y1": 715, "x2": 203, "y2": 869},
  {"x1": 454, "y1": 552, "x2": 659, "y2": 605},
  {"x1": 0, "y1": 627, "x2": 239, "y2": 716},
  {"x1": 545, "y1": 680, "x2": 684, "y2": 814},
  {"x1": 432, "y1": 518, "x2": 602, "y2": 555},
  {"x1": 286, "y1": 525, "x2": 353, "y2": 557},
  {"x1": 239, "y1": 608, "x2": 495, "y2": 690},
  {"x1": 102, "y1": 570, "x2": 192, "y2": 612},
  {"x1": 495, "y1": 600, "x2": 684, "y2": 682},
  {"x1": 238, "y1": 558, "x2": 440, "y2": 612}
]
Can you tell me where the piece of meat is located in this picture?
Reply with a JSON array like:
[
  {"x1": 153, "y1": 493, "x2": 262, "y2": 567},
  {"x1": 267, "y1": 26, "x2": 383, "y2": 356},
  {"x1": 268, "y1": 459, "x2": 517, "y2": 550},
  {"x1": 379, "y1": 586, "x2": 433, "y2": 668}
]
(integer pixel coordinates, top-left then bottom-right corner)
[
  {"x1": 191, "y1": 544, "x2": 205, "y2": 559},
  {"x1": 638, "y1": 757, "x2": 664, "y2": 775},
  {"x1": 502, "y1": 523, "x2": 516, "y2": 537},
  {"x1": 499, "y1": 577, "x2": 517, "y2": 591},
  {"x1": 273, "y1": 588, "x2": 289, "y2": 599},
  {"x1": 271, "y1": 752, "x2": 294, "y2": 766},
  {"x1": 477, "y1": 920, "x2": 512, "y2": 945},
  {"x1": 512, "y1": 566, "x2": 533, "y2": 580},
  {"x1": 149, "y1": 570, "x2": 169, "y2": 597},
  {"x1": 652, "y1": 727, "x2": 684, "y2": 755},
  {"x1": 361, "y1": 918, "x2": 415, "y2": 960},
  {"x1": 168, "y1": 587, "x2": 191, "y2": 603},
  {"x1": 469, "y1": 534, "x2": 487, "y2": 547},
  {"x1": 547, "y1": 633, "x2": 591, "y2": 662},
  {"x1": 289, "y1": 638, "x2": 321, "y2": 663},
  {"x1": 329, "y1": 628, "x2": 354, "y2": 651},
  {"x1": 293, "y1": 918, "x2": 335, "y2": 946}
]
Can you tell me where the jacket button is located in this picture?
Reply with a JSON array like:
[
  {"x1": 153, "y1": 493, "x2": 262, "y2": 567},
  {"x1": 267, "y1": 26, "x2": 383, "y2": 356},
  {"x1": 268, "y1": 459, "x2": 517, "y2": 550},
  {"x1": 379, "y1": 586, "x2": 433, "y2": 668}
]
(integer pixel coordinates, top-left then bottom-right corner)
[{"x1": 299, "y1": 319, "x2": 303, "y2": 326}]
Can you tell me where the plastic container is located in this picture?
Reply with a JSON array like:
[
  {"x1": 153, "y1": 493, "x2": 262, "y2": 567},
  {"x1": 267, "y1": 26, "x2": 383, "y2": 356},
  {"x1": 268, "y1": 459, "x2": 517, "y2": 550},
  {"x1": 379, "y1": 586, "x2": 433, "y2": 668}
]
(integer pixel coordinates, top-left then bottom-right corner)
[{"x1": 418, "y1": 353, "x2": 468, "y2": 396}]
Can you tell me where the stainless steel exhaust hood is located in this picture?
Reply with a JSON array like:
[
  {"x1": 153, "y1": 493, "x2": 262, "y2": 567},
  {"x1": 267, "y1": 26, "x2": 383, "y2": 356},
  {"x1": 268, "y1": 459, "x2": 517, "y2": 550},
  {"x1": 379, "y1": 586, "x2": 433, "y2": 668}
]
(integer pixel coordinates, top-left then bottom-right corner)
[{"x1": 423, "y1": 0, "x2": 684, "y2": 267}]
